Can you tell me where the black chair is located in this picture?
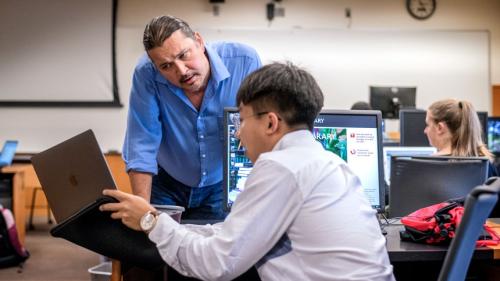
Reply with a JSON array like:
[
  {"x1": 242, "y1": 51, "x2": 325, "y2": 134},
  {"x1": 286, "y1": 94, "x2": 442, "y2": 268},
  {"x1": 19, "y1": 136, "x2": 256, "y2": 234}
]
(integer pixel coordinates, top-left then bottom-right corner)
[
  {"x1": 438, "y1": 177, "x2": 500, "y2": 281},
  {"x1": 389, "y1": 156, "x2": 489, "y2": 218}
]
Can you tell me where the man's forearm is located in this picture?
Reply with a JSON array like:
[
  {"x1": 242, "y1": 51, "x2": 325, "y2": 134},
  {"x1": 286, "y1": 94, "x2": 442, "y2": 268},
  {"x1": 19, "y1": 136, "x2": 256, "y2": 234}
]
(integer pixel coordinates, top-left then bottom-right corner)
[{"x1": 128, "y1": 171, "x2": 153, "y2": 201}]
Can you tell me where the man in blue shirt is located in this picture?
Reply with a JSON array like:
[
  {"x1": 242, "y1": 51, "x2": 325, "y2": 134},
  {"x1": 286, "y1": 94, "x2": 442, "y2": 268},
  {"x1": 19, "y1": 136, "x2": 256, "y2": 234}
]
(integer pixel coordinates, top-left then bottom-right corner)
[{"x1": 123, "y1": 15, "x2": 261, "y2": 219}]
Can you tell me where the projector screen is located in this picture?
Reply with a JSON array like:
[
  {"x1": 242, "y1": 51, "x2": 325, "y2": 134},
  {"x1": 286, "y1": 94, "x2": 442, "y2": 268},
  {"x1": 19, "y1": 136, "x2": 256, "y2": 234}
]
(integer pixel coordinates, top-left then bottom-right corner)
[{"x1": 0, "y1": 0, "x2": 120, "y2": 107}]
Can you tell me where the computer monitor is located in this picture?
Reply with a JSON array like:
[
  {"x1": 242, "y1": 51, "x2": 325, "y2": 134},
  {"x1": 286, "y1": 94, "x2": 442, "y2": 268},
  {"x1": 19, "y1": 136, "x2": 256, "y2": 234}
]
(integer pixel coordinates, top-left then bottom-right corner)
[
  {"x1": 369, "y1": 86, "x2": 416, "y2": 119},
  {"x1": 399, "y1": 109, "x2": 429, "y2": 147},
  {"x1": 382, "y1": 146, "x2": 436, "y2": 185},
  {"x1": 389, "y1": 156, "x2": 489, "y2": 218},
  {"x1": 223, "y1": 108, "x2": 386, "y2": 212},
  {"x1": 0, "y1": 140, "x2": 18, "y2": 167},
  {"x1": 399, "y1": 109, "x2": 488, "y2": 146},
  {"x1": 488, "y1": 117, "x2": 500, "y2": 155}
]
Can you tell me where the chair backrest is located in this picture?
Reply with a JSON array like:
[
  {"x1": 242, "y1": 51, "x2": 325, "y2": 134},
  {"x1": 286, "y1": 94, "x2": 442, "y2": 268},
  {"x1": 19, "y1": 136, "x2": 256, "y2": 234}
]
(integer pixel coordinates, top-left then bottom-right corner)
[
  {"x1": 437, "y1": 177, "x2": 500, "y2": 281},
  {"x1": 389, "y1": 156, "x2": 489, "y2": 218}
]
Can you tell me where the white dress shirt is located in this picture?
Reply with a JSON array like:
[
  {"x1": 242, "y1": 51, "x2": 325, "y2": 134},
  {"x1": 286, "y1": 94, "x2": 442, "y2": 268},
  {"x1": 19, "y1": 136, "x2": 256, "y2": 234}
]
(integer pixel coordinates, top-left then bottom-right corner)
[{"x1": 149, "y1": 130, "x2": 395, "y2": 281}]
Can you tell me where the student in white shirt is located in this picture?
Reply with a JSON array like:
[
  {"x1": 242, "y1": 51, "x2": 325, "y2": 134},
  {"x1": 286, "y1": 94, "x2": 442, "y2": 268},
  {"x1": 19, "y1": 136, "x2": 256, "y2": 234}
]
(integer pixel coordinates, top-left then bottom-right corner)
[{"x1": 100, "y1": 62, "x2": 395, "y2": 281}]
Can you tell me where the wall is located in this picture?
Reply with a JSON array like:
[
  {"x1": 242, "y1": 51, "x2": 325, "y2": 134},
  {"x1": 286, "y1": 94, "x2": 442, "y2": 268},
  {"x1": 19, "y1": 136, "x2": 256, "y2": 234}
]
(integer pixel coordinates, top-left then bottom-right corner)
[{"x1": 1, "y1": 0, "x2": 500, "y2": 152}]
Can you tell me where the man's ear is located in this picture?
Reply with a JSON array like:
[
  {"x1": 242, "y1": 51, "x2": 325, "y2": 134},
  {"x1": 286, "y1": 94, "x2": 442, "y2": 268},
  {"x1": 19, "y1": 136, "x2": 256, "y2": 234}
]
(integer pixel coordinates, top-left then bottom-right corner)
[
  {"x1": 194, "y1": 32, "x2": 205, "y2": 49},
  {"x1": 265, "y1": 113, "x2": 280, "y2": 135}
]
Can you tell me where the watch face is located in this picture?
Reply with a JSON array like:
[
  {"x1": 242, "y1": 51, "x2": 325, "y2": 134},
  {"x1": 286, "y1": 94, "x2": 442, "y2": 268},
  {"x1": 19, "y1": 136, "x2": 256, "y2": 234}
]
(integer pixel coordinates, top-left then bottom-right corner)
[
  {"x1": 407, "y1": 0, "x2": 436, "y2": 20},
  {"x1": 140, "y1": 212, "x2": 156, "y2": 232}
]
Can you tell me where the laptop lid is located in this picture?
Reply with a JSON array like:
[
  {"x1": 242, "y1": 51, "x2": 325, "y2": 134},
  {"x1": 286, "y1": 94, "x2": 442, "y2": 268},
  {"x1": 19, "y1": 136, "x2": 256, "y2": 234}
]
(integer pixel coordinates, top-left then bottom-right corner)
[
  {"x1": 31, "y1": 130, "x2": 117, "y2": 223},
  {"x1": 0, "y1": 140, "x2": 18, "y2": 167}
]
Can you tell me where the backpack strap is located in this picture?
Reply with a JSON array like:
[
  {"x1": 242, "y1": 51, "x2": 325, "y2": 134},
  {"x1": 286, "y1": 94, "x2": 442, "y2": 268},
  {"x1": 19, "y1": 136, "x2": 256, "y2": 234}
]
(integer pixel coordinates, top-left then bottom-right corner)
[{"x1": 475, "y1": 224, "x2": 500, "y2": 247}]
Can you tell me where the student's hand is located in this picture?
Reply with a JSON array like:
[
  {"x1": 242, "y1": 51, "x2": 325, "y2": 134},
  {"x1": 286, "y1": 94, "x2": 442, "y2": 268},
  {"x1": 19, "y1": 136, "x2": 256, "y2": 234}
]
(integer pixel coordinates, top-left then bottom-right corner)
[{"x1": 99, "y1": 189, "x2": 156, "y2": 231}]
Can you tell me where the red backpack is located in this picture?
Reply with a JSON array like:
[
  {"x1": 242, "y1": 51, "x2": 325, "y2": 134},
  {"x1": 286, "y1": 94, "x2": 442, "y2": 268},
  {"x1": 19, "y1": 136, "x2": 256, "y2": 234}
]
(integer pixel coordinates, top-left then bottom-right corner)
[
  {"x1": 0, "y1": 205, "x2": 30, "y2": 268},
  {"x1": 400, "y1": 200, "x2": 500, "y2": 246}
]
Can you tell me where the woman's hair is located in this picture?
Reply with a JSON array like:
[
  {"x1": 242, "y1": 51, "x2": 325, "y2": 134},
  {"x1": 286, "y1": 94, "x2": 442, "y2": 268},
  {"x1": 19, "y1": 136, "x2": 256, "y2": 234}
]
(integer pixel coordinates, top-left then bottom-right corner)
[{"x1": 428, "y1": 99, "x2": 493, "y2": 160}]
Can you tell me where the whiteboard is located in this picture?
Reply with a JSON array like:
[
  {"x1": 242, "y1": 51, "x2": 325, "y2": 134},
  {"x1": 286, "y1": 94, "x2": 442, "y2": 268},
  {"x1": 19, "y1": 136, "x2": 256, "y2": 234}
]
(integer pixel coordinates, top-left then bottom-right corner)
[
  {"x1": 201, "y1": 29, "x2": 490, "y2": 112},
  {"x1": 0, "y1": 0, "x2": 119, "y2": 106}
]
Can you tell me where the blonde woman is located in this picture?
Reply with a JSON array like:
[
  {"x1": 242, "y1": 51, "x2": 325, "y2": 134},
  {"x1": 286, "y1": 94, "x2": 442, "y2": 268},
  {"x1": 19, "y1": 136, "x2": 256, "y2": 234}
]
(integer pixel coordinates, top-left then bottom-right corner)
[{"x1": 424, "y1": 99, "x2": 498, "y2": 177}]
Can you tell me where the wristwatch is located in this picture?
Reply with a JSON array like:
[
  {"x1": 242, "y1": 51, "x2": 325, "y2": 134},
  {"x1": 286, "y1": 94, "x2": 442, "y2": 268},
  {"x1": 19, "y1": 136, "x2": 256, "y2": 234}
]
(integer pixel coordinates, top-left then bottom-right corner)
[{"x1": 140, "y1": 210, "x2": 159, "y2": 233}]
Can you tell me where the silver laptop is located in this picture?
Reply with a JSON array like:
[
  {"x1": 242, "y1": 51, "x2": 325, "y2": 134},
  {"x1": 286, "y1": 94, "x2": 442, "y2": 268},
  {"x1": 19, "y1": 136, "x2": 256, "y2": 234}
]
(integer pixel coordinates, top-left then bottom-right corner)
[{"x1": 31, "y1": 130, "x2": 117, "y2": 223}]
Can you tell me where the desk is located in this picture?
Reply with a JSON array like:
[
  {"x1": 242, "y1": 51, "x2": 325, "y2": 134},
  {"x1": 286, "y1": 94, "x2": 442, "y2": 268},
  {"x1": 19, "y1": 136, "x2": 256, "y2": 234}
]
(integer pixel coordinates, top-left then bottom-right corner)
[
  {"x1": 0, "y1": 164, "x2": 29, "y2": 245},
  {"x1": 385, "y1": 219, "x2": 500, "y2": 280},
  {"x1": 385, "y1": 221, "x2": 499, "y2": 262}
]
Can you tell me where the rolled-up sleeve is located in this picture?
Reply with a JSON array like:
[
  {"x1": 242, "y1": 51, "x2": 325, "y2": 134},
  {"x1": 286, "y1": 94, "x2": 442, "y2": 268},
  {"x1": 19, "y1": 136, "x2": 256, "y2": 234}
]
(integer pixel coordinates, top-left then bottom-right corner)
[{"x1": 123, "y1": 62, "x2": 162, "y2": 175}]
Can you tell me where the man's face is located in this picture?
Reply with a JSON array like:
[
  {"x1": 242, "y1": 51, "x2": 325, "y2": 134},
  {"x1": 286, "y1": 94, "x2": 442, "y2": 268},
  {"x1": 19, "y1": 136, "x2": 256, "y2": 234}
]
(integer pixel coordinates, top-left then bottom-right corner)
[
  {"x1": 147, "y1": 30, "x2": 210, "y2": 94},
  {"x1": 237, "y1": 104, "x2": 269, "y2": 163}
]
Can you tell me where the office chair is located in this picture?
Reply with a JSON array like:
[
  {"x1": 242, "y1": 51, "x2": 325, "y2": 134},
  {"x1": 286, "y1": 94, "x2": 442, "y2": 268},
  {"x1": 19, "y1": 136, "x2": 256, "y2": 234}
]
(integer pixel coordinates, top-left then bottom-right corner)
[
  {"x1": 437, "y1": 177, "x2": 500, "y2": 281},
  {"x1": 389, "y1": 156, "x2": 489, "y2": 218}
]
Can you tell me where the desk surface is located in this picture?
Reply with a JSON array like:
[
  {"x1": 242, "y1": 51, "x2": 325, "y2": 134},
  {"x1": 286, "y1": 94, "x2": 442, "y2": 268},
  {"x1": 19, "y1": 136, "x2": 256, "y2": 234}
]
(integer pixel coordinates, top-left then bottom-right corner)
[{"x1": 384, "y1": 218, "x2": 500, "y2": 262}]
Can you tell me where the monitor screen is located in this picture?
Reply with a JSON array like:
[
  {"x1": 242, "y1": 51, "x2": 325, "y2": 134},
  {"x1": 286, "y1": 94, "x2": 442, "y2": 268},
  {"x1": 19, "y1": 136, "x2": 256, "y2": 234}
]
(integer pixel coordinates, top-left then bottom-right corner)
[
  {"x1": 223, "y1": 108, "x2": 385, "y2": 212},
  {"x1": 488, "y1": 117, "x2": 500, "y2": 154},
  {"x1": 400, "y1": 109, "x2": 488, "y2": 146},
  {"x1": 369, "y1": 86, "x2": 416, "y2": 119},
  {"x1": 399, "y1": 109, "x2": 429, "y2": 147},
  {"x1": 382, "y1": 146, "x2": 436, "y2": 185}
]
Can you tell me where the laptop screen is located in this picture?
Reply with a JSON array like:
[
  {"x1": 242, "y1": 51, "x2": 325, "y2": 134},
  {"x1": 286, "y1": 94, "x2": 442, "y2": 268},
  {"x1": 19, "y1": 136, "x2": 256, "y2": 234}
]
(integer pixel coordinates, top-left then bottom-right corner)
[
  {"x1": 382, "y1": 146, "x2": 436, "y2": 185},
  {"x1": 0, "y1": 140, "x2": 18, "y2": 167},
  {"x1": 223, "y1": 108, "x2": 385, "y2": 212}
]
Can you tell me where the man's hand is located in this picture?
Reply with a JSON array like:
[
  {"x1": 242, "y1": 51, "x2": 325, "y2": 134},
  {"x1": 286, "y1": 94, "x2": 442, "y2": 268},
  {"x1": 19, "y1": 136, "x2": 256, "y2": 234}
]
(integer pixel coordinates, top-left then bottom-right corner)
[{"x1": 100, "y1": 189, "x2": 156, "y2": 231}]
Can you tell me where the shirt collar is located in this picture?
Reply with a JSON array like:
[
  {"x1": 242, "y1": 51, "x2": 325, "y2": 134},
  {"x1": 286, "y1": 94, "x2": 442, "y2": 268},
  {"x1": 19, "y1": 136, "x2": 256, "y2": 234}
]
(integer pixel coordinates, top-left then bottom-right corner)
[
  {"x1": 272, "y1": 130, "x2": 317, "y2": 152},
  {"x1": 153, "y1": 43, "x2": 230, "y2": 87},
  {"x1": 205, "y1": 43, "x2": 230, "y2": 84}
]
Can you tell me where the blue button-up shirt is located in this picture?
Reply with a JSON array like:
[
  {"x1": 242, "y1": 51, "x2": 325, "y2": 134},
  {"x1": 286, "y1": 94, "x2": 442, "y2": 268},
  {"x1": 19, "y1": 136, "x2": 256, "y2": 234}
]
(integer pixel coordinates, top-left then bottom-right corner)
[{"x1": 123, "y1": 42, "x2": 261, "y2": 187}]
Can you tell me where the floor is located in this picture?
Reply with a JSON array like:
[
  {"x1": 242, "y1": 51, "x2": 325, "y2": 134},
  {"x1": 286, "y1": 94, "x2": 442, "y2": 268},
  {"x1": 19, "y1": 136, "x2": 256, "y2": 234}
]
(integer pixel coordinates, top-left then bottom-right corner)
[{"x1": 0, "y1": 218, "x2": 100, "y2": 281}]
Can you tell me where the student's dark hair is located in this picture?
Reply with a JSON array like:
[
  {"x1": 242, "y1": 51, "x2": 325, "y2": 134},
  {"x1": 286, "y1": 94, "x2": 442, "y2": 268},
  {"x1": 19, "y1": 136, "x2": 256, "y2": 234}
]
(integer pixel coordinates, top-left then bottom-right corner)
[
  {"x1": 351, "y1": 101, "x2": 372, "y2": 110},
  {"x1": 236, "y1": 61, "x2": 324, "y2": 130},
  {"x1": 143, "y1": 15, "x2": 195, "y2": 51}
]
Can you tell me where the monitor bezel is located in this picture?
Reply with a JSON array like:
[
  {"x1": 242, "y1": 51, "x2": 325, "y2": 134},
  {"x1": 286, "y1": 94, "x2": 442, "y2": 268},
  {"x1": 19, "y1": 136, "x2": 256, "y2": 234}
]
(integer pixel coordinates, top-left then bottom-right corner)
[{"x1": 223, "y1": 107, "x2": 239, "y2": 212}]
